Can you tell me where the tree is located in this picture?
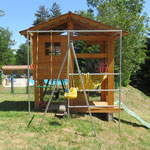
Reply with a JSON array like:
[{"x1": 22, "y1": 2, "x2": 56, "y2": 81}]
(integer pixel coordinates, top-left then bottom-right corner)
[
  {"x1": 33, "y1": 5, "x2": 50, "y2": 26},
  {"x1": 75, "y1": 8, "x2": 94, "y2": 20},
  {"x1": 0, "y1": 9, "x2": 5, "y2": 17},
  {"x1": 49, "y1": 2, "x2": 61, "y2": 19},
  {"x1": 0, "y1": 27, "x2": 16, "y2": 67},
  {"x1": 15, "y1": 43, "x2": 27, "y2": 65},
  {"x1": 74, "y1": 9, "x2": 97, "y2": 73},
  {"x1": 87, "y1": 0, "x2": 149, "y2": 86},
  {"x1": 33, "y1": 2, "x2": 61, "y2": 26},
  {"x1": 131, "y1": 37, "x2": 150, "y2": 96}
]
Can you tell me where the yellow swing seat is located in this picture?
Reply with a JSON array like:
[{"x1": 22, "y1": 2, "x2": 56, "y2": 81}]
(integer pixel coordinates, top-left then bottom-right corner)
[{"x1": 64, "y1": 87, "x2": 77, "y2": 99}]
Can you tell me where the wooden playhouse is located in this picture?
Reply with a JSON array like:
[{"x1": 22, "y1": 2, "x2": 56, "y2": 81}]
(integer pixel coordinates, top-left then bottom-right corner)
[{"x1": 20, "y1": 12, "x2": 127, "y2": 113}]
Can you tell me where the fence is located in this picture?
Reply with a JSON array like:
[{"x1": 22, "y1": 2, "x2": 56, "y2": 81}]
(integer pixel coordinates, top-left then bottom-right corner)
[{"x1": 0, "y1": 77, "x2": 34, "y2": 94}]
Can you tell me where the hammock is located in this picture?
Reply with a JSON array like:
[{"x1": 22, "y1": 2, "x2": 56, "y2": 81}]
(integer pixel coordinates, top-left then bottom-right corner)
[{"x1": 73, "y1": 73, "x2": 107, "y2": 90}]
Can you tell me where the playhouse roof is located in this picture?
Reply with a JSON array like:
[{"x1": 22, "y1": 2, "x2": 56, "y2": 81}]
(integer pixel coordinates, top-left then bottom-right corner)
[{"x1": 20, "y1": 11, "x2": 127, "y2": 37}]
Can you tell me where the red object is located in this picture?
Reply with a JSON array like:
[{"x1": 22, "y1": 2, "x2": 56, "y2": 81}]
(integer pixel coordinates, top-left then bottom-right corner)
[
  {"x1": 97, "y1": 62, "x2": 108, "y2": 73},
  {"x1": 39, "y1": 101, "x2": 47, "y2": 108},
  {"x1": 30, "y1": 64, "x2": 36, "y2": 70}
]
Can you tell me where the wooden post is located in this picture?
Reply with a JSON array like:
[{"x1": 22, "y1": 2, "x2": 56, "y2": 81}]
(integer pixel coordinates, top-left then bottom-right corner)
[
  {"x1": 34, "y1": 80, "x2": 39, "y2": 109},
  {"x1": 32, "y1": 36, "x2": 40, "y2": 109},
  {"x1": 101, "y1": 41, "x2": 107, "y2": 101},
  {"x1": 39, "y1": 80, "x2": 44, "y2": 101},
  {"x1": 107, "y1": 38, "x2": 114, "y2": 105},
  {"x1": 67, "y1": 14, "x2": 73, "y2": 36},
  {"x1": 67, "y1": 13, "x2": 74, "y2": 87}
]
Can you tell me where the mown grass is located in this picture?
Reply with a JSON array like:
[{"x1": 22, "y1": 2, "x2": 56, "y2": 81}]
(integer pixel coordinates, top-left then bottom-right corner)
[{"x1": 0, "y1": 85, "x2": 150, "y2": 149}]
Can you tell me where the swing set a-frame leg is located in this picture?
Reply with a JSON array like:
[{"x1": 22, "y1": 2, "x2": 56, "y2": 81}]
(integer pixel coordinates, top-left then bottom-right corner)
[
  {"x1": 71, "y1": 42, "x2": 97, "y2": 136},
  {"x1": 39, "y1": 40, "x2": 97, "y2": 136}
]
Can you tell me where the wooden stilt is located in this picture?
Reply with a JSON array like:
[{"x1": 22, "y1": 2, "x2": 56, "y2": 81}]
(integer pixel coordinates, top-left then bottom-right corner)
[
  {"x1": 39, "y1": 80, "x2": 44, "y2": 101},
  {"x1": 34, "y1": 80, "x2": 39, "y2": 109},
  {"x1": 101, "y1": 41, "x2": 107, "y2": 101}
]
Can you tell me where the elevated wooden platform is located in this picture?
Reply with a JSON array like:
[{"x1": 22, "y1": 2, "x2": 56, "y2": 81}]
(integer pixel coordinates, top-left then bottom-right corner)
[
  {"x1": 69, "y1": 92, "x2": 123, "y2": 113},
  {"x1": 70, "y1": 101, "x2": 123, "y2": 113}
]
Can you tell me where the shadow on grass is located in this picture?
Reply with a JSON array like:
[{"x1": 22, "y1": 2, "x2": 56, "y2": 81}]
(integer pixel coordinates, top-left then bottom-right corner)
[
  {"x1": 70, "y1": 113, "x2": 85, "y2": 118},
  {"x1": 0, "y1": 101, "x2": 34, "y2": 111},
  {"x1": 93, "y1": 113, "x2": 109, "y2": 122},
  {"x1": 49, "y1": 121, "x2": 61, "y2": 126},
  {"x1": 114, "y1": 117, "x2": 148, "y2": 129}
]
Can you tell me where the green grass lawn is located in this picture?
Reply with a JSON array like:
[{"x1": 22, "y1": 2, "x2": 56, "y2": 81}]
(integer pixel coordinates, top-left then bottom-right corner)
[{"x1": 0, "y1": 86, "x2": 150, "y2": 150}]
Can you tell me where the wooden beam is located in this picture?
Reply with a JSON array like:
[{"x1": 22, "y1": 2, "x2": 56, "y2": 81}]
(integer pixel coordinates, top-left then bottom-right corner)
[
  {"x1": 101, "y1": 41, "x2": 107, "y2": 101},
  {"x1": 70, "y1": 108, "x2": 123, "y2": 113},
  {"x1": 68, "y1": 11, "x2": 73, "y2": 35},
  {"x1": 73, "y1": 19, "x2": 104, "y2": 30},
  {"x1": 76, "y1": 53, "x2": 107, "y2": 59},
  {"x1": 86, "y1": 41, "x2": 104, "y2": 45},
  {"x1": 71, "y1": 36, "x2": 108, "y2": 41},
  {"x1": 33, "y1": 37, "x2": 36, "y2": 80},
  {"x1": 67, "y1": 15, "x2": 74, "y2": 83},
  {"x1": 114, "y1": 32, "x2": 128, "y2": 40},
  {"x1": 70, "y1": 100, "x2": 123, "y2": 113},
  {"x1": 108, "y1": 38, "x2": 114, "y2": 105},
  {"x1": 41, "y1": 20, "x2": 67, "y2": 30},
  {"x1": 73, "y1": 24, "x2": 92, "y2": 31}
]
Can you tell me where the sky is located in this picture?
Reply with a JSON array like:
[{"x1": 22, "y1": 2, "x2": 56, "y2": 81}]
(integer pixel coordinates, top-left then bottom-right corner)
[{"x1": 1, "y1": 0, "x2": 150, "y2": 50}]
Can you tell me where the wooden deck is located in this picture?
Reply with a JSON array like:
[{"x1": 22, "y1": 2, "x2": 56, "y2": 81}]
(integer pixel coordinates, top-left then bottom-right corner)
[{"x1": 70, "y1": 101, "x2": 123, "y2": 113}]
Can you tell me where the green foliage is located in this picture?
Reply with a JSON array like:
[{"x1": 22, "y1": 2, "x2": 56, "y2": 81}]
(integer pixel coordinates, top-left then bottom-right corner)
[
  {"x1": 75, "y1": 8, "x2": 95, "y2": 19},
  {"x1": 33, "y1": 5, "x2": 50, "y2": 26},
  {"x1": 33, "y1": 2, "x2": 61, "y2": 26},
  {"x1": 74, "y1": 40, "x2": 102, "y2": 73},
  {"x1": 0, "y1": 27, "x2": 16, "y2": 67},
  {"x1": 131, "y1": 37, "x2": 150, "y2": 96},
  {"x1": 50, "y1": 2, "x2": 61, "y2": 19},
  {"x1": 74, "y1": 10, "x2": 101, "y2": 73},
  {"x1": 15, "y1": 43, "x2": 27, "y2": 65},
  {"x1": 87, "y1": 44, "x2": 101, "y2": 53},
  {"x1": 74, "y1": 40, "x2": 86, "y2": 72},
  {"x1": 0, "y1": 9, "x2": 5, "y2": 17},
  {"x1": 87, "y1": 0, "x2": 149, "y2": 86}
]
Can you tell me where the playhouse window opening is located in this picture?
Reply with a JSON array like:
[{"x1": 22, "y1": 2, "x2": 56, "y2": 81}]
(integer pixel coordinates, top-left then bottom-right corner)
[
  {"x1": 87, "y1": 44, "x2": 101, "y2": 53},
  {"x1": 74, "y1": 40, "x2": 86, "y2": 53},
  {"x1": 45, "y1": 42, "x2": 61, "y2": 56},
  {"x1": 74, "y1": 59, "x2": 106, "y2": 73},
  {"x1": 74, "y1": 40, "x2": 102, "y2": 54}
]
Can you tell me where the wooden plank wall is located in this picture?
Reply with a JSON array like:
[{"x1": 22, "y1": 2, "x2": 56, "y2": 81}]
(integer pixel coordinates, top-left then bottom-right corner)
[
  {"x1": 33, "y1": 35, "x2": 69, "y2": 80},
  {"x1": 33, "y1": 35, "x2": 69, "y2": 108}
]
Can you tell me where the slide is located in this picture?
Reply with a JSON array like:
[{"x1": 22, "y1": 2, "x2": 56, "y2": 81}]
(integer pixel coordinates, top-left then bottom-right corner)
[{"x1": 115, "y1": 100, "x2": 150, "y2": 129}]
